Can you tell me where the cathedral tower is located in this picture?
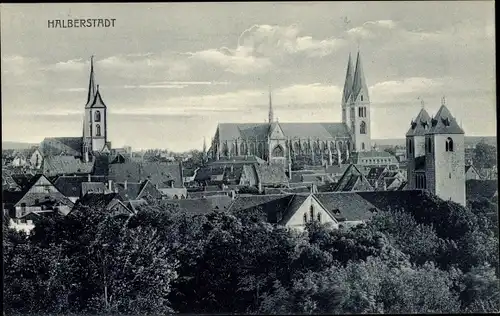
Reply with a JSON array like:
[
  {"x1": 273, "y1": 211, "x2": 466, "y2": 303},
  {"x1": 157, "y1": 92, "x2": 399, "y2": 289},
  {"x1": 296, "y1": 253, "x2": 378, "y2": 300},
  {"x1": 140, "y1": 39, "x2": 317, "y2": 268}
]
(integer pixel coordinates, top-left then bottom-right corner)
[
  {"x1": 406, "y1": 107, "x2": 431, "y2": 190},
  {"x1": 424, "y1": 99, "x2": 465, "y2": 206},
  {"x1": 83, "y1": 56, "x2": 108, "y2": 153},
  {"x1": 342, "y1": 51, "x2": 371, "y2": 152}
]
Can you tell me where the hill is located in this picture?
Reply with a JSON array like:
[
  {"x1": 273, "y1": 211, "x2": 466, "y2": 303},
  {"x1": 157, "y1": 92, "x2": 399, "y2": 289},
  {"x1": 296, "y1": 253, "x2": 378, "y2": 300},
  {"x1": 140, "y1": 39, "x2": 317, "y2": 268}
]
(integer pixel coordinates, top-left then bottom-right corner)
[{"x1": 2, "y1": 141, "x2": 39, "y2": 150}]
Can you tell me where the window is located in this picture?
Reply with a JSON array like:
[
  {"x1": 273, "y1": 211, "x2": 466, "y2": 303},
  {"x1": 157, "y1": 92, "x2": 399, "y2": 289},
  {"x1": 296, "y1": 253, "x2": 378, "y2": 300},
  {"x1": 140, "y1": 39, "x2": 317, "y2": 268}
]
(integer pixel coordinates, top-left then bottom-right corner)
[
  {"x1": 427, "y1": 138, "x2": 432, "y2": 153},
  {"x1": 94, "y1": 110, "x2": 101, "y2": 122},
  {"x1": 445, "y1": 137, "x2": 454, "y2": 152},
  {"x1": 96, "y1": 124, "x2": 101, "y2": 136},
  {"x1": 173, "y1": 195, "x2": 178, "y2": 199},
  {"x1": 362, "y1": 142, "x2": 365, "y2": 150},
  {"x1": 408, "y1": 139, "x2": 412, "y2": 155},
  {"x1": 303, "y1": 213, "x2": 307, "y2": 224},
  {"x1": 361, "y1": 95, "x2": 364, "y2": 101},
  {"x1": 317, "y1": 213, "x2": 322, "y2": 223},
  {"x1": 360, "y1": 121, "x2": 367, "y2": 134},
  {"x1": 310, "y1": 205, "x2": 314, "y2": 221},
  {"x1": 272, "y1": 145, "x2": 284, "y2": 157},
  {"x1": 34, "y1": 199, "x2": 39, "y2": 205}
]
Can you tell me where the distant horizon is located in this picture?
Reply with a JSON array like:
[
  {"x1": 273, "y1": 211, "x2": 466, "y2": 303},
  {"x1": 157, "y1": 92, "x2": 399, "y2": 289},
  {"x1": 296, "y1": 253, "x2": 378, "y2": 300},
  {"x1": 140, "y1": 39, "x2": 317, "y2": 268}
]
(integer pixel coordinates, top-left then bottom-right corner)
[{"x1": 2, "y1": 2, "x2": 495, "y2": 151}]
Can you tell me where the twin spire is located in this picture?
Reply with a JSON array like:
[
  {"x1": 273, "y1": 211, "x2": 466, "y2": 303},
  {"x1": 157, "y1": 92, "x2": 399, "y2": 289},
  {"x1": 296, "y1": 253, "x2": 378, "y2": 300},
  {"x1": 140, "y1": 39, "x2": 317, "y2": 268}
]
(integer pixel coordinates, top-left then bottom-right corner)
[{"x1": 342, "y1": 51, "x2": 368, "y2": 105}]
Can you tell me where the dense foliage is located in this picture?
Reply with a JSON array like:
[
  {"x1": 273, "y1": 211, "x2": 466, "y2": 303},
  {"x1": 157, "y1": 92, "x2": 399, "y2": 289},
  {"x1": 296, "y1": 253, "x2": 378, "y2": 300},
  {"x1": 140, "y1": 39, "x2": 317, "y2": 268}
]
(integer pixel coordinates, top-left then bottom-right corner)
[
  {"x1": 3, "y1": 196, "x2": 499, "y2": 314},
  {"x1": 473, "y1": 142, "x2": 497, "y2": 169}
]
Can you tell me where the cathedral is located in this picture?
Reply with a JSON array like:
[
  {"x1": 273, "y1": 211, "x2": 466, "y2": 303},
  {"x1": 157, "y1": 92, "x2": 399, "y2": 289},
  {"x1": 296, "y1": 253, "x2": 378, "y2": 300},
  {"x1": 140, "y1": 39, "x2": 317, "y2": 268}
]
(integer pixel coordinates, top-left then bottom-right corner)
[{"x1": 208, "y1": 51, "x2": 371, "y2": 167}]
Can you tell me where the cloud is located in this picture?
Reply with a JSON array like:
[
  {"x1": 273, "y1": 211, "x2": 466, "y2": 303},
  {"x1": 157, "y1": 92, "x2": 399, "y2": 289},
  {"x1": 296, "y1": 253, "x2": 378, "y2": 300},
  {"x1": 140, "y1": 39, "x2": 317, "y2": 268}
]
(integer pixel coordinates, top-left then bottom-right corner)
[
  {"x1": 52, "y1": 58, "x2": 86, "y2": 71},
  {"x1": 1, "y1": 55, "x2": 41, "y2": 76},
  {"x1": 188, "y1": 24, "x2": 345, "y2": 74},
  {"x1": 347, "y1": 20, "x2": 397, "y2": 39}
]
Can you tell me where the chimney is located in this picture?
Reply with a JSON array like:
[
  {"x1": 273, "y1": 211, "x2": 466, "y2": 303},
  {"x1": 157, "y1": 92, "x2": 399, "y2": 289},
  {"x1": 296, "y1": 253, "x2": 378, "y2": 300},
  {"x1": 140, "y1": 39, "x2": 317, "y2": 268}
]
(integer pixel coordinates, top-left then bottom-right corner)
[
  {"x1": 87, "y1": 174, "x2": 91, "y2": 182},
  {"x1": 124, "y1": 180, "x2": 128, "y2": 190},
  {"x1": 108, "y1": 180, "x2": 113, "y2": 192}
]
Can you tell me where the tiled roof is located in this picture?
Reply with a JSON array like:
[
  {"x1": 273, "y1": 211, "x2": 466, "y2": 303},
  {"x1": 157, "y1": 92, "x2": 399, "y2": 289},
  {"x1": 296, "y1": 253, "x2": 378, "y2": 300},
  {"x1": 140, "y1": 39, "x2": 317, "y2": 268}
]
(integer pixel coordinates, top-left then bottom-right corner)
[
  {"x1": 209, "y1": 156, "x2": 266, "y2": 165},
  {"x1": 358, "y1": 190, "x2": 428, "y2": 213},
  {"x1": 11, "y1": 174, "x2": 35, "y2": 190},
  {"x1": 81, "y1": 182, "x2": 108, "y2": 196},
  {"x1": 466, "y1": 180, "x2": 498, "y2": 200},
  {"x1": 217, "y1": 122, "x2": 351, "y2": 143},
  {"x1": 366, "y1": 167, "x2": 387, "y2": 181},
  {"x1": 315, "y1": 192, "x2": 378, "y2": 221},
  {"x1": 325, "y1": 164, "x2": 349, "y2": 175},
  {"x1": 256, "y1": 164, "x2": 289, "y2": 186},
  {"x1": 76, "y1": 192, "x2": 124, "y2": 209},
  {"x1": 108, "y1": 162, "x2": 183, "y2": 188},
  {"x1": 113, "y1": 182, "x2": 143, "y2": 200},
  {"x1": 406, "y1": 108, "x2": 432, "y2": 137},
  {"x1": 42, "y1": 156, "x2": 94, "y2": 177},
  {"x1": 334, "y1": 164, "x2": 373, "y2": 192},
  {"x1": 351, "y1": 150, "x2": 398, "y2": 162},
  {"x1": 229, "y1": 194, "x2": 292, "y2": 212},
  {"x1": 427, "y1": 105, "x2": 465, "y2": 135},
  {"x1": 126, "y1": 199, "x2": 149, "y2": 212},
  {"x1": 40, "y1": 137, "x2": 83, "y2": 157},
  {"x1": 14, "y1": 175, "x2": 75, "y2": 208},
  {"x1": 54, "y1": 176, "x2": 106, "y2": 198}
]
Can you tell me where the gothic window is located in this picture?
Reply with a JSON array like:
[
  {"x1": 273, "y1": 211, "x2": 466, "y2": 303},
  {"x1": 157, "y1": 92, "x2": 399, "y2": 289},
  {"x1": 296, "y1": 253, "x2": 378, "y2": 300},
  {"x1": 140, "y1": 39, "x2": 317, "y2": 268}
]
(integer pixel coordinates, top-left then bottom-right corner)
[
  {"x1": 96, "y1": 124, "x2": 101, "y2": 136},
  {"x1": 362, "y1": 142, "x2": 365, "y2": 150},
  {"x1": 272, "y1": 145, "x2": 284, "y2": 157},
  {"x1": 427, "y1": 138, "x2": 432, "y2": 153},
  {"x1": 310, "y1": 205, "x2": 314, "y2": 220},
  {"x1": 360, "y1": 121, "x2": 367, "y2": 134},
  {"x1": 223, "y1": 143, "x2": 229, "y2": 156},
  {"x1": 231, "y1": 143, "x2": 236, "y2": 155},
  {"x1": 258, "y1": 143, "x2": 264, "y2": 157},
  {"x1": 317, "y1": 212, "x2": 322, "y2": 223},
  {"x1": 303, "y1": 213, "x2": 307, "y2": 224},
  {"x1": 361, "y1": 95, "x2": 364, "y2": 101},
  {"x1": 249, "y1": 142, "x2": 256, "y2": 155},
  {"x1": 358, "y1": 107, "x2": 361, "y2": 117},
  {"x1": 351, "y1": 122, "x2": 355, "y2": 133},
  {"x1": 94, "y1": 110, "x2": 101, "y2": 122},
  {"x1": 445, "y1": 137, "x2": 454, "y2": 152},
  {"x1": 294, "y1": 142, "x2": 301, "y2": 154},
  {"x1": 408, "y1": 139, "x2": 413, "y2": 155}
]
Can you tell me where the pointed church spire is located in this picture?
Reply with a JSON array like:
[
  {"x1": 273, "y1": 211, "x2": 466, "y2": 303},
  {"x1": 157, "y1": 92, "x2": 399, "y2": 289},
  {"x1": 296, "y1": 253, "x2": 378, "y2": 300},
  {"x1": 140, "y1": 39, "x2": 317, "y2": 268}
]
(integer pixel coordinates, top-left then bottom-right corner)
[
  {"x1": 342, "y1": 53, "x2": 354, "y2": 105},
  {"x1": 86, "y1": 55, "x2": 97, "y2": 107},
  {"x1": 268, "y1": 86, "x2": 274, "y2": 123},
  {"x1": 352, "y1": 50, "x2": 369, "y2": 101}
]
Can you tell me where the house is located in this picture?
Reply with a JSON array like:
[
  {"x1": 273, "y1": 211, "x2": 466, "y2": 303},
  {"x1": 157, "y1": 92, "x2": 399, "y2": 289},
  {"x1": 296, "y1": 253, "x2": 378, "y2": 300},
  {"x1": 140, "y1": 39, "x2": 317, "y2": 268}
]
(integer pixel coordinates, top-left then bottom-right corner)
[
  {"x1": 228, "y1": 192, "x2": 378, "y2": 231},
  {"x1": 350, "y1": 151, "x2": 399, "y2": 169},
  {"x1": 112, "y1": 179, "x2": 163, "y2": 201},
  {"x1": 71, "y1": 192, "x2": 133, "y2": 217},
  {"x1": 465, "y1": 164, "x2": 482, "y2": 180},
  {"x1": 53, "y1": 175, "x2": 108, "y2": 203},
  {"x1": 325, "y1": 164, "x2": 350, "y2": 183},
  {"x1": 42, "y1": 155, "x2": 94, "y2": 177},
  {"x1": 11, "y1": 152, "x2": 28, "y2": 167},
  {"x1": 183, "y1": 168, "x2": 199, "y2": 184},
  {"x1": 334, "y1": 164, "x2": 374, "y2": 192},
  {"x1": 240, "y1": 163, "x2": 289, "y2": 191},
  {"x1": 29, "y1": 147, "x2": 43, "y2": 169},
  {"x1": 108, "y1": 161, "x2": 187, "y2": 199},
  {"x1": 4, "y1": 175, "x2": 75, "y2": 224}
]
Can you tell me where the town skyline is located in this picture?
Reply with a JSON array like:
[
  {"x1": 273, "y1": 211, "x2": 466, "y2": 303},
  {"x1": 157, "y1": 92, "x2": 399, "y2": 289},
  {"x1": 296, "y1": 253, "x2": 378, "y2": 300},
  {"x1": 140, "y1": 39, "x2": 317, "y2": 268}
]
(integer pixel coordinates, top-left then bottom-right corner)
[{"x1": 1, "y1": 2, "x2": 495, "y2": 152}]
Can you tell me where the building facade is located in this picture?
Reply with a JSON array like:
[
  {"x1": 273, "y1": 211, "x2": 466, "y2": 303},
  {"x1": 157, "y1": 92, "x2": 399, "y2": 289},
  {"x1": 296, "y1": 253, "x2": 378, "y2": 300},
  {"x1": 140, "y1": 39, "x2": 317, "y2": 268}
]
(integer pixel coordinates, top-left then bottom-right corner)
[
  {"x1": 406, "y1": 101, "x2": 466, "y2": 206},
  {"x1": 208, "y1": 51, "x2": 372, "y2": 168}
]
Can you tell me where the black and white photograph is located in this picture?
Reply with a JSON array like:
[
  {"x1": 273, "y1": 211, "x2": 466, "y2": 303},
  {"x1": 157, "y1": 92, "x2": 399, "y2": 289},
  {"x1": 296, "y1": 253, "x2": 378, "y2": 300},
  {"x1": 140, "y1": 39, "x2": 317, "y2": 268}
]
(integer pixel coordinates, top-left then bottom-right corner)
[{"x1": 1, "y1": 1, "x2": 498, "y2": 314}]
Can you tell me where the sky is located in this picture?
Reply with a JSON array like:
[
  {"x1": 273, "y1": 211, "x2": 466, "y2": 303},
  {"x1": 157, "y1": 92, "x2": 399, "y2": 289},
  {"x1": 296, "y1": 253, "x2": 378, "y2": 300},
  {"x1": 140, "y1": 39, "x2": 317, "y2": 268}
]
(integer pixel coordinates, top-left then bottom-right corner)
[{"x1": 1, "y1": 2, "x2": 496, "y2": 152}]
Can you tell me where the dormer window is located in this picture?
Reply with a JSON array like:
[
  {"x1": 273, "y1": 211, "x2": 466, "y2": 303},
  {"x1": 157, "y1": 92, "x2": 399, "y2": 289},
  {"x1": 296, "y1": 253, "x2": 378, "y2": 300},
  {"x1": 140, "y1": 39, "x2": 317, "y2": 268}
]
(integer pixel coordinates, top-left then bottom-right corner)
[
  {"x1": 332, "y1": 209, "x2": 340, "y2": 215},
  {"x1": 442, "y1": 117, "x2": 450, "y2": 127},
  {"x1": 421, "y1": 121, "x2": 428, "y2": 129},
  {"x1": 431, "y1": 118, "x2": 438, "y2": 127}
]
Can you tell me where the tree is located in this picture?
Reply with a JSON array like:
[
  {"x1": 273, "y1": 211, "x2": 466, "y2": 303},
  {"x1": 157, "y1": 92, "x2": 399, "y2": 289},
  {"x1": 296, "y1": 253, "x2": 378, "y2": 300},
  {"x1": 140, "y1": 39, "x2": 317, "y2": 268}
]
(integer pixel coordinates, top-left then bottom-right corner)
[{"x1": 473, "y1": 142, "x2": 497, "y2": 169}]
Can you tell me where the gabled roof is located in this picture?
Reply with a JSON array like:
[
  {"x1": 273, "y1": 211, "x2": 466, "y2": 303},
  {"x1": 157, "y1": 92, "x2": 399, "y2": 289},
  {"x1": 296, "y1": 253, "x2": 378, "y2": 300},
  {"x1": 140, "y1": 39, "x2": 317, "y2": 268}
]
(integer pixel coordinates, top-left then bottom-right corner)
[
  {"x1": 14, "y1": 174, "x2": 74, "y2": 208},
  {"x1": 427, "y1": 105, "x2": 465, "y2": 135},
  {"x1": 81, "y1": 182, "x2": 108, "y2": 196},
  {"x1": 342, "y1": 53, "x2": 354, "y2": 105},
  {"x1": 40, "y1": 137, "x2": 83, "y2": 157},
  {"x1": 108, "y1": 162, "x2": 183, "y2": 188},
  {"x1": 366, "y1": 166, "x2": 388, "y2": 181},
  {"x1": 325, "y1": 164, "x2": 349, "y2": 175},
  {"x1": 75, "y1": 192, "x2": 127, "y2": 210},
  {"x1": 126, "y1": 199, "x2": 149, "y2": 213},
  {"x1": 42, "y1": 156, "x2": 94, "y2": 177},
  {"x1": 334, "y1": 164, "x2": 373, "y2": 192},
  {"x1": 406, "y1": 108, "x2": 432, "y2": 137},
  {"x1": 255, "y1": 164, "x2": 289, "y2": 186},
  {"x1": 314, "y1": 192, "x2": 378, "y2": 221}
]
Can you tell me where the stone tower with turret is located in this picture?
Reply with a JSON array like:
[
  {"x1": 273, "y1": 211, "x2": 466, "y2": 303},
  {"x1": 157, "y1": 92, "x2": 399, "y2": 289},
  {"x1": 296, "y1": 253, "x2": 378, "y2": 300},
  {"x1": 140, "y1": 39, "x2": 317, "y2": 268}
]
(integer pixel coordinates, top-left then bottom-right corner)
[{"x1": 424, "y1": 100, "x2": 466, "y2": 206}]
